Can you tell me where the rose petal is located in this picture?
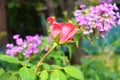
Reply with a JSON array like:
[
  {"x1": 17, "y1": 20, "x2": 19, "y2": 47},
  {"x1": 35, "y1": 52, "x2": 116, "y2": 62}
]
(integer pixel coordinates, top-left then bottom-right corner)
[
  {"x1": 47, "y1": 17, "x2": 55, "y2": 25},
  {"x1": 51, "y1": 23, "x2": 62, "y2": 38}
]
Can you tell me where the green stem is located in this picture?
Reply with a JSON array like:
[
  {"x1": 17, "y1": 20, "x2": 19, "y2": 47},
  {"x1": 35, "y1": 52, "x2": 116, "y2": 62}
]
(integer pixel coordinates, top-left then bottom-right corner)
[{"x1": 35, "y1": 43, "x2": 57, "y2": 73}]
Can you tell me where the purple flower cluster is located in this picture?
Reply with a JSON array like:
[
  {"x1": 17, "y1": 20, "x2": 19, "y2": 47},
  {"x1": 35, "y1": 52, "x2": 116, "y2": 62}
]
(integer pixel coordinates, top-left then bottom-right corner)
[
  {"x1": 74, "y1": 3, "x2": 120, "y2": 35},
  {"x1": 99, "y1": 0, "x2": 113, "y2": 4},
  {"x1": 6, "y1": 34, "x2": 42, "y2": 57}
]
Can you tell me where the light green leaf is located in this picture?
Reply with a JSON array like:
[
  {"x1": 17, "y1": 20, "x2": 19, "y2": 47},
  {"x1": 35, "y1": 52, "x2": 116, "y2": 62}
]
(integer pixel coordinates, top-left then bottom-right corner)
[
  {"x1": 0, "y1": 55, "x2": 20, "y2": 64},
  {"x1": 19, "y1": 67, "x2": 36, "y2": 80},
  {"x1": 58, "y1": 71, "x2": 66, "y2": 80},
  {"x1": 43, "y1": 63, "x2": 51, "y2": 70},
  {"x1": 64, "y1": 66, "x2": 84, "y2": 80},
  {"x1": 20, "y1": 61, "x2": 32, "y2": 67},
  {"x1": 39, "y1": 70, "x2": 48, "y2": 80},
  {"x1": 0, "y1": 72, "x2": 11, "y2": 80},
  {"x1": 9, "y1": 76, "x2": 18, "y2": 80},
  {"x1": 0, "y1": 72, "x2": 19, "y2": 80},
  {"x1": 50, "y1": 70, "x2": 66, "y2": 80},
  {"x1": 0, "y1": 68, "x2": 5, "y2": 76}
]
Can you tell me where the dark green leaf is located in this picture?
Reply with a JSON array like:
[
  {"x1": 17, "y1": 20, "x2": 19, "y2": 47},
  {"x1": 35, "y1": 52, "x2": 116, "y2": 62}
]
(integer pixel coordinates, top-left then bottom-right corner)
[
  {"x1": 64, "y1": 66, "x2": 84, "y2": 80},
  {"x1": 39, "y1": 70, "x2": 48, "y2": 80},
  {"x1": 19, "y1": 67, "x2": 36, "y2": 80},
  {"x1": 50, "y1": 70, "x2": 66, "y2": 80},
  {"x1": 74, "y1": 34, "x2": 79, "y2": 47},
  {"x1": 0, "y1": 55, "x2": 20, "y2": 64},
  {"x1": 67, "y1": 45, "x2": 73, "y2": 59}
]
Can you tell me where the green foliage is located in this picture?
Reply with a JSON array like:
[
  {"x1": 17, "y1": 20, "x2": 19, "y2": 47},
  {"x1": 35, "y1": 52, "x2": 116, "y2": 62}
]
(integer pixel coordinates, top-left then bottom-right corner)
[
  {"x1": 80, "y1": 56, "x2": 120, "y2": 80},
  {"x1": 39, "y1": 70, "x2": 48, "y2": 80},
  {"x1": 0, "y1": 72, "x2": 11, "y2": 80},
  {"x1": 2, "y1": 0, "x2": 120, "y2": 80},
  {"x1": 0, "y1": 68, "x2": 5, "y2": 76},
  {"x1": 64, "y1": 66, "x2": 84, "y2": 80},
  {"x1": 0, "y1": 55, "x2": 20, "y2": 64},
  {"x1": 19, "y1": 67, "x2": 36, "y2": 80},
  {"x1": 50, "y1": 70, "x2": 66, "y2": 80},
  {"x1": 8, "y1": 1, "x2": 21, "y2": 9},
  {"x1": 74, "y1": 33, "x2": 80, "y2": 47},
  {"x1": 0, "y1": 34, "x2": 84, "y2": 80},
  {"x1": 67, "y1": 45, "x2": 73, "y2": 59}
]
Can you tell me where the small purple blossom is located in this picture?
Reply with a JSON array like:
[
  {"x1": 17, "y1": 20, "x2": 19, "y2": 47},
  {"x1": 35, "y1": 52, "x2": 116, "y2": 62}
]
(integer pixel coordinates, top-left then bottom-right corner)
[
  {"x1": 118, "y1": 19, "x2": 120, "y2": 25},
  {"x1": 80, "y1": 4, "x2": 86, "y2": 9},
  {"x1": 6, "y1": 43, "x2": 14, "y2": 48},
  {"x1": 16, "y1": 38, "x2": 23, "y2": 45},
  {"x1": 13, "y1": 34, "x2": 20, "y2": 40}
]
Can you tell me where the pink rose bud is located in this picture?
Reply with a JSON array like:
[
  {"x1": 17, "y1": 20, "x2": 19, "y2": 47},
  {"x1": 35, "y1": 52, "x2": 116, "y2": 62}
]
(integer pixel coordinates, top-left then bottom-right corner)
[{"x1": 47, "y1": 17, "x2": 78, "y2": 44}]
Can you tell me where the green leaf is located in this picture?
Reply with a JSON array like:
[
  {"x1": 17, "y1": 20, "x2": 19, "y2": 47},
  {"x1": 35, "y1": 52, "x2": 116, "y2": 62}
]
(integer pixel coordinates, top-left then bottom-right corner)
[
  {"x1": 0, "y1": 72, "x2": 11, "y2": 80},
  {"x1": 67, "y1": 45, "x2": 73, "y2": 59},
  {"x1": 74, "y1": 34, "x2": 79, "y2": 47},
  {"x1": 19, "y1": 67, "x2": 36, "y2": 80},
  {"x1": 64, "y1": 66, "x2": 84, "y2": 80},
  {"x1": 50, "y1": 70, "x2": 66, "y2": 80},
  {"x1": 39, "y1": 70, "x2": 48, "y2": 80},
  {"x1": 0, "y1": 72, "x2": 19, "y2": 80},
  {"x1": 20, "y1": 61, "x2": 33, "y2": 67},
  {"x1": 9, "y1": 76, "x2": 19, "y2": 80},
  {"x1": 0, "y1": 68, "x2": 5, "y2": 76},
  {"x1": 0, "y1": 55, "x2": 20, "y2": 64},
  {"x1": 43, "y1": 63, "x2": 51, "y2": 70}
]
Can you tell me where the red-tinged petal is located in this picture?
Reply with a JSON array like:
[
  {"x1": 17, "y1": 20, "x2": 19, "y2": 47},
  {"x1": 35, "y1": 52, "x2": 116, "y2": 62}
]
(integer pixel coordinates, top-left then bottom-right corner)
[
  {"x1": 61, "y1": 24, "x2": 72, "y2": 37},
  {"x1": 60, "y1": 23, "x2": 78, "y2": 44},
  {"x1": 51, "y1": 23, "x2": 62, "y2": 38},
  {"x1": 47, "y1": 17, "x2": 55, "y2": 25},
  {"x1": 60, "y1": 23, "x2": 73, "y2": 38},
  {"x1": 62, "y1": 23, "x2": 76, "y2": 39},
  {"x1": 65, "y1": 23, "x2": 76, "y2": 29},
  {"x1": 66, "y1": 28, "x2": 78, "y2": 41}
]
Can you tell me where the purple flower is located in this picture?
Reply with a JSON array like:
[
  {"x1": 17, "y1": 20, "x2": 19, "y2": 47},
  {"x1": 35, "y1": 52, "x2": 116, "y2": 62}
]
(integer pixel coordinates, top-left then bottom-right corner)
[
  {"x1": 118, "y1": 19, "x2": 120, "y2": 25},
  {"x1": 6, "y1": 34, "x2": 43, "y2": 57},
  {"x1": 26, "y1": 36, "x2": 33, "y2": 42},
  {"x1": 13, "y1": 34, "x2": 20, "y2": 40},
  {"x1": 33, "y1": 48, "x2": 38, "y2": 54},
  {"x1": 79, "y1": 18, "x2": 88, "y2": 25},
  {"x1": 80, "y1": 4, "x2": 86, "y2": 9},
  {"x1": 16, "y1": 38, "x2": 23, "y2": 45},
  {"x1": 113, "y1": 3, "x2": 118, "y2": 10},
  {"x1": 6, "y1": 49, "x2": 14, "y2": 56},
  {"x1": 6, "y1": 43, "x2": 14, "y2": 48},
  {"x1": 74, "y1": 10, "x2": 81, "y2": 16}
]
